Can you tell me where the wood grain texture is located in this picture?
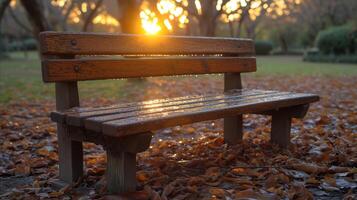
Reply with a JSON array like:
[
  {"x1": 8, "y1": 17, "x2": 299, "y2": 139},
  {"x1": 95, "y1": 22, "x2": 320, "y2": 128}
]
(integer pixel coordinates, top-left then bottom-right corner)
[
  {"x1": 85, "y1": 92, "x2": 289, "y2": 132},
  {"x1": 50, "y1": 89, "x2": 267, "y2": 123},
  {"x1": 49, "y1": 91, "x2": 318, "y2": 136},
  {"x1": 100, "y1": 93, "x2": 318, "y2": 137},
  {"x1": 224, "y1": 73, "x2": 243, "y2": 144},
  {"x1": 39, "y1": 32, "x2": 254, "y2": 55},
  {"x1": 51, "y1": 90, "x2": 277, "y2": 127},
  {"x1": 255, "y1": 104, "x2": 310, "y2": 118},
  {"x1": 55, "y1": 81, "x2": 83, "y2": 183},
  {"x1": 271, "y1": 109, "x2": 292, "y2": 148},
  {"x1": 42, "y1": 57, "x2": 256, "y2": 82},
  {"x1": 105, "y1": 132, "x2": 152, "y2": 194},
  {"x1": 106, "y1": 151, "x2": 136, "y2": 194}
]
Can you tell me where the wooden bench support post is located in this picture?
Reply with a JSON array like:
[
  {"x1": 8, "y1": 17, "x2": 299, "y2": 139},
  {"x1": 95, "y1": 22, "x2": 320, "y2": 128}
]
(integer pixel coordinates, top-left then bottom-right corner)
[
  {"x1": 105, "y1": 132, "x2": 153, "y2": 194},
  {"x1": 271, "y1": 111, "x2": 292, "y2": 148},
  {"x1": 224, "y1": 73, "x2": 243, "y2": 144},
  {"x1": 224, "y1": 116, "x2": 243, "y2": 144},
  {"x1": 55, "y1": 82, "x2": 83, "y2": 183},
  {"x1": 270, "y1": 105, "x2": 309, "y2": 148},
  {"x1": 57, "y1": 125, "x2": 83, "y2": 182},
  {"x1": 107, "y1": 151, "x2": 136, "y2": 193}
]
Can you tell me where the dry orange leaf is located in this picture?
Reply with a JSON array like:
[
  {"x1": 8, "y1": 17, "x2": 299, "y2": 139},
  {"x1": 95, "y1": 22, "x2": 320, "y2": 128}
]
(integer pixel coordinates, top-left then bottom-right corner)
[{"x1": 209, "y1": 187, "x2": 225, "y2": 198}]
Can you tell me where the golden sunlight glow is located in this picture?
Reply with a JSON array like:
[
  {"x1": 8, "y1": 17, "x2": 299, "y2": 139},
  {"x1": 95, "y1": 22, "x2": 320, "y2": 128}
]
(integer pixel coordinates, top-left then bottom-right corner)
[
  {"x1": 218, "y1": 0, "x2": 300, "y2": 22},
  {"x1": 50, "y1": 0, "x2": 119, "y2": 29},
  {"x1": 93, "y1": 11, "x2": 119, "y2": 27},
  {"x1": 140, "y1": 0, "x2": 189, "y2": 34},
  {"x1": 81, "y1": 2, "x2": 88, "y2": 13},
  {"x1": 157, "y1": 0, "x2": 176, "y2": 14},
  {"x1": 216, "y1": 0, "x2": 223, "y2": 11},
  {"x1": 220, "y1": 0, "x2": 246, "y2": 23},
  {"x1": 139, "y1": 0, "x2": 302, "y2": 34},
  {"x1": 10, "y1": 0, "x2": 17, "y2": 8},
  {"x1": 140, "y1": 8, "x2": 161, "y2": 34},
  {"x1": 195, "y1": 0, "x2": 202, "y2": 15},
  {"x1": 51, "y1": 0, "x2": 66, "y2": 7},
  {"x1": 164, "y1": 19, "x2": 173, "y2": 31}
]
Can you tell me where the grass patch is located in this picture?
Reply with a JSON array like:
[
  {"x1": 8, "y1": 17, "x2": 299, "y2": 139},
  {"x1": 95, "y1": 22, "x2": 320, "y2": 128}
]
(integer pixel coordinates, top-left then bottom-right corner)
[
  {"x1": 255, "y1": 56, "x2": 357, "y2": 76},
  {"x1": 0, "y1": 51, "x2": 128, "y2": 104},
  {"x1": 1, "y1": 52, "x2": 357, "y2": 104}
]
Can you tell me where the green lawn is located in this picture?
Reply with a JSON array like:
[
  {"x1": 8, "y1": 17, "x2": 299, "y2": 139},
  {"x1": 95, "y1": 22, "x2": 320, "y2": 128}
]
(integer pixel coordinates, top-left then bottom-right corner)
[
  {"x1": 256, "y1": 56, "x2": 357, "y2": 76},
  {"x1": 0, "y1": 51, "x2": 128, "y2": 103},
  {"x1": 0, "y1": 51, "x2": 356, "y2": 104}
]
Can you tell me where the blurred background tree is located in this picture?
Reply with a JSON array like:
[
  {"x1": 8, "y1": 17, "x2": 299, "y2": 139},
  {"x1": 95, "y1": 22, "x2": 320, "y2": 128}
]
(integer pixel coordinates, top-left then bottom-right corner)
[{"x1": 0, "y1": 0, "x2": 356, "y2": 61}]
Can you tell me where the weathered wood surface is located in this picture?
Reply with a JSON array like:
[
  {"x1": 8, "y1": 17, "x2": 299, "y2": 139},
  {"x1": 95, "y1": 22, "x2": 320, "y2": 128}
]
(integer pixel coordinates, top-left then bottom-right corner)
[
  {"x1": 102, "y1": 93, "x2": 318, "y2": 137},
  {"x1": 52, "y1": 89, "x2": 260, "y2": 116},
  {"x1": 271, "y1": 108, "x2": 293, "y2": 148},
  {"x1": 224, "y1": 73, "x2": 243, "y2": 144},
  {"x1": 106, "y1": 151, "x2": 136, "y2": 194},
  {"x1": 51, "y1": 89, "x2": 274, "y2": 125},
  {"x1": 40, "y1": 32, "x2": 254, "y2": 56},
  {"x1": 106, "y1": 132, "x2": 152, "y2": 194},
  {"x1": 55, "y1": 81, "x2": 83, "y2": 183},
  {"x1": 51, "y1": 89, "x2": 319, "y2": 137},
  {"x1": 42, "y1": 57, "x2": 256, "y2": 82},
  {"x1": 86, "y1": 92, "x2": 283, "y2": 131}
]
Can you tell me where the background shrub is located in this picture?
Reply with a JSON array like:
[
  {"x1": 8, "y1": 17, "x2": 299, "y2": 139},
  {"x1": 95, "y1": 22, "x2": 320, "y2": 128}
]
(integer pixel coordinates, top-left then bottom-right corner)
[
  {"x1": 255, "y1": 40, "x2": 273, "y2": 55},
  {"x1": 316, "y1": 25, "x2": 356, "y2": 55},
  {"x1": 8, "y1": 38, "x2": 37, "y2": 51},
  {"x1": 303, "y1": 51, "x2": 357, "y2": 63}
]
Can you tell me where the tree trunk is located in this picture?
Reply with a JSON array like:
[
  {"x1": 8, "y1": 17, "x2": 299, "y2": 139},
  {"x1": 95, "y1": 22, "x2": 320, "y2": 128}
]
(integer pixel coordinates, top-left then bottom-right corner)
[
  {"x1": 279, "y1": 33, "x2": 288, "y2": 54},
  {"x1": 20, "y1": 0, "x2": 50, "y2": 59},
  {"x1": 246, "y1": 23, "x2": 256, "y2": 39},
  {"x1": 198, "y1": 0, "x2": 217, "y2": 36},
  {"x1": 0, "y1": 0, "x2": 10, "y2": 23},
  {"x1": 229, "y1": 21, "x2": 234, "y2": 37},
  {"x1": 20, "y1": 0, "x2": 50, "y2": 41},
  {"x1": 117, "y1": 0, "x2": 142, "y2": 34}
]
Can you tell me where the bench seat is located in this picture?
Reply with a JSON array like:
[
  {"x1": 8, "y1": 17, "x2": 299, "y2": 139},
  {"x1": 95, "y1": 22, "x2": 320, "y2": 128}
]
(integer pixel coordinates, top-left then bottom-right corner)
[{"x1": 51, "y1": 89, "x2": 319, "y2": 138}]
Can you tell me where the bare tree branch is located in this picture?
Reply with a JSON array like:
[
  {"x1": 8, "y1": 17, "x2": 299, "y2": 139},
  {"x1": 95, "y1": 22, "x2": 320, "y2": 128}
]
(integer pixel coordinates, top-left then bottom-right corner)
[
  {"x1": 8, "y1": 6, "x2": 32, "y2": 32},
  {"x1": 82, "y1": 0, "x2": 104, "y2": 32},
  {"x1": 0, "y1": 0, "x2": 10, "y2": 23}
]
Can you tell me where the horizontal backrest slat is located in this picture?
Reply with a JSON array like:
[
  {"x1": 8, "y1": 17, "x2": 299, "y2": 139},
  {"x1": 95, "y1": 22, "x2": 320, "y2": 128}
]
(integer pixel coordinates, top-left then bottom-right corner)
[
  {"x1": 42, "y1": 57, "x2": 256, "y2": 82},
  {"x1": 39, "y1": 32, "x2": 255, "y2": 56}
]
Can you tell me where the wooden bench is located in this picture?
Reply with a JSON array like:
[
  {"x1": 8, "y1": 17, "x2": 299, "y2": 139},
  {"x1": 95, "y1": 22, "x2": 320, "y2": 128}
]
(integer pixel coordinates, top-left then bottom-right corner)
[{"x1": 39, "y1": 32, "x2": 319, "y2": 194}]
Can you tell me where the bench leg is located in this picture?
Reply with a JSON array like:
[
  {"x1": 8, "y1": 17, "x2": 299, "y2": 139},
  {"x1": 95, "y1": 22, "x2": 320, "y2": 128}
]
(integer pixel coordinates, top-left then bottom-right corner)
[
  {"x1": 224, "y1": 115, "x2": 243, "y2": 144},
  {"x1": 107, "y1": 151, "x2": 136, "y2": 193},
  {"x1": 271, "y1": 110, "x2": 292, "y2": 148},
  {"x1": 104, "y1": 132, "x2": 153, "y2": 194},
  {"x1": 57, "y1": 124, "x2": 83, "y2": 182}
]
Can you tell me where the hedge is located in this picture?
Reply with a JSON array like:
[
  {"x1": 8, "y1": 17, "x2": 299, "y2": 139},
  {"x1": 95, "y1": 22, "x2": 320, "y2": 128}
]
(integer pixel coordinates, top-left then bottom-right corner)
[
  {"x1": 316, "y1": 25, "x2": 356, "y2": 55},
  {"x1": 8, "y1": 38, "x2": 37, "y2": 51},
  {"x1": 303, "y1": 51, "x2": 357, "y2": 63},
  {"x1": 254, "y1": 40, "x2": 273, "y2": 55}
]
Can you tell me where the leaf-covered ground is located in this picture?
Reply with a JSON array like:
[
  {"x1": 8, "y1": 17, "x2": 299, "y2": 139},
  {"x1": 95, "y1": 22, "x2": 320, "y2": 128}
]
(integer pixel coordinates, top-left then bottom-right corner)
[{"x1": 0, "y1": 76, "x2": 356, "y2": 199}]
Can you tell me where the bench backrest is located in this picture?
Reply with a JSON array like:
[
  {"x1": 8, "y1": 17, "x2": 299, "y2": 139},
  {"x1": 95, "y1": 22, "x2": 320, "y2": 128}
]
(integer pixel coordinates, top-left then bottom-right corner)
[
  {"x1": 39, "y1": 32, "x2": 256, "y2": 82},
  {"x1": 39, "y1": 32, "x2": 256, "y2": 111}
]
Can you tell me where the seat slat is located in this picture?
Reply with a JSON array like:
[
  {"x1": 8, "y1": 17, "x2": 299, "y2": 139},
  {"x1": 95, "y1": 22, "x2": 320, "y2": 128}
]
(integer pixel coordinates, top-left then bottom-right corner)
[
  {"x1": 54, "y1": 90, "x2": 275, "y2": 126},
  {"x1": 102, "y1": 93, "x2": 319, "y2": 137},
  {"x1": 51, "y1": 90, "x2": 319, "y2": 137},
  {"x1": 51, "y1": 90, "x2": 278, "y2": 125},
  {"x1": 84, "y1": 91, "x2": 291, "y2": 132},
  {"x1": 55, "y1": 88, "x2": 256, "y2": 114},
  {"x1": 51, "y1": 89, "x2": 256, "y2": 123},
  {"x1": 42, "y1": 57, "x2": 256, "y2": 82},
  {"x1": 40, "y1": 32, "x2": 254, "y2": 56}
]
